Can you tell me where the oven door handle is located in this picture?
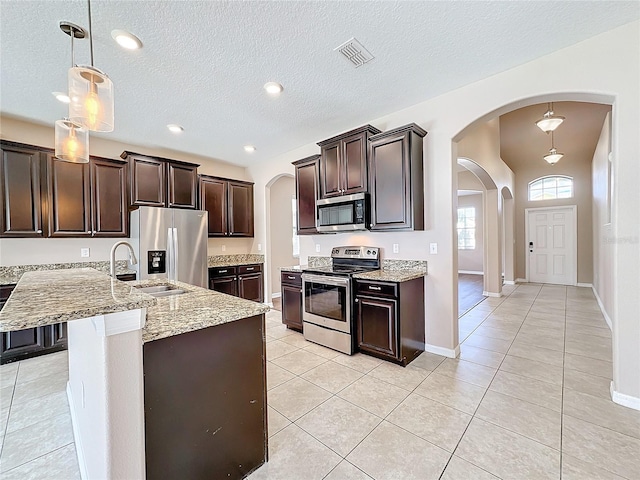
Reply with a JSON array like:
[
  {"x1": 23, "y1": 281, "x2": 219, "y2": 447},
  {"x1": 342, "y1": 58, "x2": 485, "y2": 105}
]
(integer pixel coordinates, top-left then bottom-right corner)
[{"x1": 301, "y1": 273, "x2": 349, "y2": 287}]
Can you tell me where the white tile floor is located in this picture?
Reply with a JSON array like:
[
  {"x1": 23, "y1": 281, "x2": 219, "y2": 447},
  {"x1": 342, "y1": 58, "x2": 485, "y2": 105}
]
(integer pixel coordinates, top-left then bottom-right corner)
[{"x1": 1, "y1": 283, "x2": 639, "y2": 479}]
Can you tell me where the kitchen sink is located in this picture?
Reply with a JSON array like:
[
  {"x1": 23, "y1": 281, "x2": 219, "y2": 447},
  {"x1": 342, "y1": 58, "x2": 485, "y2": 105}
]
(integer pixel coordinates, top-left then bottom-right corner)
[{"x1": 133, "y1": 284, "x2": 187, "y2": 297}]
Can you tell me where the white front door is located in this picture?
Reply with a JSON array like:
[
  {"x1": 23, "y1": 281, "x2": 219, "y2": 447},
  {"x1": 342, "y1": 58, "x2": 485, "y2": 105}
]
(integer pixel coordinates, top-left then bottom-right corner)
[{"x1": 526, "y1": 206, "x2": 576, "y2": 285}]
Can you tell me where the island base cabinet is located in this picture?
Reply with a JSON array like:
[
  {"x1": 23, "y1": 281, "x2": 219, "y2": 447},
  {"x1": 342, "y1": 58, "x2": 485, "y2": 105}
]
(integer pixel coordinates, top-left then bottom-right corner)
[{"x1": 143, "y1": 314, "x2": 267, "y2": 480}]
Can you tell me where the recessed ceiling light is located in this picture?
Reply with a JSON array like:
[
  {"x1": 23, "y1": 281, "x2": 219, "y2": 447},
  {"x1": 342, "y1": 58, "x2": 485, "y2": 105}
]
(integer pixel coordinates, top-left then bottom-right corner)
[
  {"x1": 111, "y1": 29, "x2": 143, "y2": 50},
  {"x1": 52, "y1": 91, "x2": 70, "y2": 103},
  {"x1": 263, "y1": 82, "x2": 283, "y2": 95},
  {"x1": 244, "y1": 145, "x2": 256, "y2": 153},
  {"x1": 167, "y1": 124, "x2": 184, "y2": 133}
]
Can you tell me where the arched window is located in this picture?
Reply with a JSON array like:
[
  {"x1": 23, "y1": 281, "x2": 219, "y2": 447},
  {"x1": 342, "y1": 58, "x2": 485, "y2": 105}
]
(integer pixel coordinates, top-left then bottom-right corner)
[{"x1": 528, "y1": 176, "x2": 573, "y2": 201}]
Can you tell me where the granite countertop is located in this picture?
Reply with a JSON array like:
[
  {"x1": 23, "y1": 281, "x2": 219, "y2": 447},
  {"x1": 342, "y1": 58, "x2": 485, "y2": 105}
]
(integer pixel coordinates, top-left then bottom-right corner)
[
  {"x1": 133, "y1": 278, "x2": 270, "y2": 343},
  {"x1": 207, "y1": 254, "x2": 265, "y2": 268},
  {"x1": 280, "y1": 265, "x2": 306, "y2": 273},
  {"x1": 0, "y1": 268, "x2": 157, "y2": 332},
  {"x1": 352, "y1": 269, "x2": 426, "y2": 282},
  {"x1": 0, "y1": 261, "x2": 136, "y2": 286}
]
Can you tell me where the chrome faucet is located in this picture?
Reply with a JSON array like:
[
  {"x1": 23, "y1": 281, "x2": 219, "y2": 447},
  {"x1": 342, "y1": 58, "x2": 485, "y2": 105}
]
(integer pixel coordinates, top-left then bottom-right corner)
[{"x1": 110, "y1": 241, "x2": 138, "y2": 278}]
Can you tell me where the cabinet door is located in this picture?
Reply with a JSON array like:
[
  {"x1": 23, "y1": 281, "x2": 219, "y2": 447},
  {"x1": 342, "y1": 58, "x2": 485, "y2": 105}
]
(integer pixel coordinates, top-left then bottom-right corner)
[
  {"x1": 369, "y1": 134, "x2": 411, "y2": 230},
  {"x1": 168, "y1": 162, "x2": 197, "y2": 209},
  {"x1": 356, "y1": 295, "x2": 398, "y2": 360},
  {"x1": 130, "y1": 155, "x2": 166, "y2": 207},
  {"x1": 91, "y1": 158, "x2": 128, "y2": 237},
  {"x1": 319, "y1": 142, "x2": 341, "y2": 198},
  {"x1": 48, "y1": 323, "x2": 68, "y2": 348},
  {"x1": 199, "y1": 176, "x2": 227, "y2": 236},
  {"x1": 211, "y1": 275, "x2": 238, "y2": 296},
  {"x1": 47, "y1": 155, "x2": 92, "y2": 237},
  {"x1": 1, "y1": 327, "x2": 48, "y2": 362},
  {"x1": 342, "y1": 133, "x2": 368, "y2": 194},
  {"x1": 228, "y1": 181, "x2": 254, "y2": 237},
  {"x1": 281, "y1": 284, "x2": 303, "y2": 330},
  {"x1": 294, "y1": 157, "x2": 319, "y2": 234},
  {"x1": 238, "y1": 273, "x2": 263, "y2": 302},
  {"x1": 0, "y1": 144, "x2": 45, "y2": 237}
]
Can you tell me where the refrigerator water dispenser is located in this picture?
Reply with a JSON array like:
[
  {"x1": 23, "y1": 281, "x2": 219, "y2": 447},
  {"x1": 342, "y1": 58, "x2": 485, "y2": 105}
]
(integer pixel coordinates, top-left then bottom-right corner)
[{"x1": 148, "y1": 251, "x2": 166, "y2": 274}]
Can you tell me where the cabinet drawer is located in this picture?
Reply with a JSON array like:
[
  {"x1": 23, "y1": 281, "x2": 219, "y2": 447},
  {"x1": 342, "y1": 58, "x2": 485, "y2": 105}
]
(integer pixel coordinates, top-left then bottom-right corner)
[
  {"x1": 209, "y1": 266, "x2": 237, "y2": 277},
  {"x1": 355, "y1": 280, "x2": 397, "y2": 298},
  {"x1": 238, "y1": 264, "x2": 262, "y2": 275},
  {"x1": 281, "y1": 272, "x2": 302, "y2": 288},
  {"x1": 0, "y1": 285, "x2": 16, "y2": 302}
]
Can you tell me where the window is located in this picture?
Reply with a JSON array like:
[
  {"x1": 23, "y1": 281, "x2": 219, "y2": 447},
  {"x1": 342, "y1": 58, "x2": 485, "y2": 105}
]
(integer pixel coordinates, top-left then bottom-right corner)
[
  {"x1": 528, "y1": 176, "x2": 573, "y2": 201},
  {"x1": 457, "y1": 207, "x2": 476, "y2": 250},
  {"x1": 292, "y1": 196, "x2": 299, "y2": 257}
]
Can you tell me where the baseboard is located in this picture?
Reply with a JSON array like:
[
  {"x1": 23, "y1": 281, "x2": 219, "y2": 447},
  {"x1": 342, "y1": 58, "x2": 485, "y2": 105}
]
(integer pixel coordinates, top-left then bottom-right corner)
[
  {"x1": 503, "y1": 280, "x2": 516, "y2": 285},
  {"x1": 67, "y1": 382, "x2": 88, "y2": 480},
  {"x1": 576, "y1": 282, "x2": 593, "y2": 288},
  {"x1": 515, "y1": 278, "x2": 528, "y2": 283},
  {"x1": 610, "y1": 382, "x2": 640, "y2": 411},
  {"x1": 271, "y1": 292, "x2": 281, "y2": 299},
  {"x1": 458, "y1": 270, "x2": 483, "y2": 275},
  {"x1": 482, "y1": 291, "x2": 502, "y2": 298},
  {"x1": 592, "y1": 286, "x2": 613, "y2": 331},
  {"x1": 424, "y1": 343, "x2": 460, "y2": 359}
]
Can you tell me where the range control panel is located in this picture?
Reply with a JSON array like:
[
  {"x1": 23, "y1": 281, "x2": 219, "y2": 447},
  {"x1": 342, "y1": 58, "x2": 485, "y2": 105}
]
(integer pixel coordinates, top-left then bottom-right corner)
[{"x1": 331, "y1": 246, "x2": 379, "y2": 260}]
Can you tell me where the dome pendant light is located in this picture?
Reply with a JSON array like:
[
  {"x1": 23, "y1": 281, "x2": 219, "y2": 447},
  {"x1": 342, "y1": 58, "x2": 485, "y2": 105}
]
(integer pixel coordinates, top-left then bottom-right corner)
[
  {"x1": 68, "y1": 0, "x2": 114, "y2": 132},
  {"x1": 535, "y1": 102, "x2": 565, "y2": 133},
  {"x1": 55, "y1": 22, "x2": 90, "y2": 164},
  {"x1": 544, "y1": 131, "x2": 564, "y2": 165}
]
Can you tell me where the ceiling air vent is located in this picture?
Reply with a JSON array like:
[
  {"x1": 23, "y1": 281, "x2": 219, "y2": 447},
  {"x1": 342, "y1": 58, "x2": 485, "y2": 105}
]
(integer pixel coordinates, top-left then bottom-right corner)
[{"x1": 334, "y1": 37, "x2": 374, "y2": 68}]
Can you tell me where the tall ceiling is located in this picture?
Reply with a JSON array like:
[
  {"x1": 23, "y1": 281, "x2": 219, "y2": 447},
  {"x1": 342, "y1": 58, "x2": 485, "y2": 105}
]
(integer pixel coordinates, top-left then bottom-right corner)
[
  {"x1": 1, "y1": 1, "x2": 638, "y2": 166},
  {"x1": 500, "y1": 102, "x2": 611, "y2": 171}
]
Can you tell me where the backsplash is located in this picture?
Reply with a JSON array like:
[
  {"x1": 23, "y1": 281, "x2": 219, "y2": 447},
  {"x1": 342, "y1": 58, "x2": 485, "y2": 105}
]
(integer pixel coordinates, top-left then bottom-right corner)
[
  {"x1": 0, "y1": 260, "x2": 133, "y2": 285},
  {"x1": 307, "y1": 256, "x2": 332, "y2": 267},
  {"x1": 207, "y1": 254, "x2": 265, "y2": 267},
  {"x1": 382, "y1": 259, "x2": 428, "y2": 273}
]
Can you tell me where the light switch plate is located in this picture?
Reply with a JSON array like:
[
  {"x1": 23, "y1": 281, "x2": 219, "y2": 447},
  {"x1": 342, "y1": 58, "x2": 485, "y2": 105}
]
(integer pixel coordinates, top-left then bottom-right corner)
[
  {"x1": 392, "y1": 243, "x2": 399, "y2": 254},
  {"x1": 81, "y1": 248, "x2": 90, "y2": 258},
  {"x1": 430, "y1": 243, "x2": 438, "y2": 254},
  {"x1": 315, "y1": 244, "x2": 321, "y2": 253}
]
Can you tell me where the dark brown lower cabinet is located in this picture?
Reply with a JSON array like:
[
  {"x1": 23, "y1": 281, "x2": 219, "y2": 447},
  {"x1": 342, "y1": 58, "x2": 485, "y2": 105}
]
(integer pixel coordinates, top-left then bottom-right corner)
[
  {"x1": 209, "y1": 265, "x2": 263, "y2": 302},
  {"x1": 143, "y1": 314, "x2": 267, "y2": 479},
  {"x1": 354, "y1": 276, "x2": 425, "y2": 366},
  {"x1": 280, "y1": 272, "x2": 303, "y2": 331}
]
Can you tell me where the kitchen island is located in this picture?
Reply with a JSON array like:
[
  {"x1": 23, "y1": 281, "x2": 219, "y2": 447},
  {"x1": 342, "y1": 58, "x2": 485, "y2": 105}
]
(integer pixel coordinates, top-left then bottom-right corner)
[{"x1": 0, "y1": 268, "x2": 269, "y2": 480}]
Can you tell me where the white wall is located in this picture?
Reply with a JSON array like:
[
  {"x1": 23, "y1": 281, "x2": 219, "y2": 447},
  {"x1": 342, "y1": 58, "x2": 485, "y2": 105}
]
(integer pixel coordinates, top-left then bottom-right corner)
[
  {"x1": 248, "y1": 22, "x2": 640, "y2": 401},
  {"x1": 0, "y1": 116, "x2": 252, "y2": 265},
  {"x1": 268, "y1": 175, "x2": 296, "y2": 296}
]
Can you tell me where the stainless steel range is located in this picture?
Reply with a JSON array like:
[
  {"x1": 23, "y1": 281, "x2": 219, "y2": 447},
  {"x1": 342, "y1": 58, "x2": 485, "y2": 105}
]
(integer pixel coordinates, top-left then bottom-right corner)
[{"x1": 302, "y1": 246, "x2": 380, "y2": 354}]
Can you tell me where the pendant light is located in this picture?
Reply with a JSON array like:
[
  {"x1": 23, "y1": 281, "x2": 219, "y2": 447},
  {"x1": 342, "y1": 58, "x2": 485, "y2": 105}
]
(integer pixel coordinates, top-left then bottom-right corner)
[
  {"x1": 68, "y1": 0, "x2": 114, "y2": 132},
  {"x1": 535, "y1": 102, "x2": 565, "y2": 133},
  {"x1": 55, "y1": 22, "x2": 90, "y2": 164},
  {"x1": 543, "y1": 131, "x2": 564, "y2": 165}
]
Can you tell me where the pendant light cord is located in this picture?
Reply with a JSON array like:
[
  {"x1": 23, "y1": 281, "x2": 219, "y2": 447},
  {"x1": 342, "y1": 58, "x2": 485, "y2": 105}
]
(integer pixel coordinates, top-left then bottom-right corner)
[{"x1": 87, "y1": 0, "x2": 94, "y2": 67}]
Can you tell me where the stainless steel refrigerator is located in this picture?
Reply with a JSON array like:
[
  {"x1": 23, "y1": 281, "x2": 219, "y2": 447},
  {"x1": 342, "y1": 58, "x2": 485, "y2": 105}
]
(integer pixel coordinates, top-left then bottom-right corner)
[{"x1": 130, "y1": 207, "x2": 208, "y2": 288}]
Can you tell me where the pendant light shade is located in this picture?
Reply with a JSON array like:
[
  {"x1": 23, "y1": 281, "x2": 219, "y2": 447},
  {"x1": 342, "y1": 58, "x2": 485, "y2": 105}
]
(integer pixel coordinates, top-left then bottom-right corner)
[
  {"x1": 68, "y1": 65, "x2": 114, "y2": 132},
  {"x1": 544, "y1": 131, "x2": 564, "y2": 165},
  {"x1": 55, "y1": 119, "x2": 89, "y2": 163},
  {"x1": 535, "y1": 103, "x2": 565, "y2": 133}
]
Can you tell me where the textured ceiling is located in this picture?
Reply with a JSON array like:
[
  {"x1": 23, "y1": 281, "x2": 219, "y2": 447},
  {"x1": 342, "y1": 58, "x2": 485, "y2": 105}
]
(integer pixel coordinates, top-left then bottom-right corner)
[
  {"x1": 1, "y1": 1, "x2": 637, "y2": 166},
  {"x1": 500, "y1": 102, "x2": 611, "y2": 171}
]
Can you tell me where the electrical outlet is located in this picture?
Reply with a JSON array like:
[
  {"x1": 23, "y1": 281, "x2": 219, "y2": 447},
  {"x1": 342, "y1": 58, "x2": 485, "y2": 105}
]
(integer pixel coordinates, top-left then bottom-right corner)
[
  {"x1": 80, "y1": 248, "x2": 90, "y2": 258},
  {"x1": 430, "y1": 243, "x2": 438, "y2": 254},
  {"x1": 221, "y1": 245, "x2": 226, "y2": 252},
  {"x1": 258, "y1": 243, "x2": 262, "y2": 251},
  {"x1": 392, "y1": 243, "x2": 399, "y2": 254},
  {"x1": 315, "y1": 244, "x2": 321, "y2": 253}
]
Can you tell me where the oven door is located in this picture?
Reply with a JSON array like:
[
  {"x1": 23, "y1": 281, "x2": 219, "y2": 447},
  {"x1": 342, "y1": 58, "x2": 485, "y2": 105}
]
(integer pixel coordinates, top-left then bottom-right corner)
[{"x1": 301, "y1": 273, "x2": 351, "y2": 334}]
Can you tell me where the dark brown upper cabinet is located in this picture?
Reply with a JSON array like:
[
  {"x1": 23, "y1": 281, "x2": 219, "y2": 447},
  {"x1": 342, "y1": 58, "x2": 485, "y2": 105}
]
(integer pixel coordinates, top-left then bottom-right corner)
[
  {"x1": 317, "y1": 125, "x2": 381, "y2": 198},
  {"x1": 47, "y1": 155, "x2": 92, "y2": 237},
  {"x1": 90, "y1": 157, "x2": 128, "y2": 237},
  {"x1": 368, "y1": 124, "x2": 427, "y2": 231},
  {"x1": 122, "y1": 151, "x2": 198, "y2": 209},
  {"x1": 292, "y1": 155, "x2": 320, "y2": 235},
  {"x1": 0, "y1": 142, "x2": 46, "y2": 238},
  {"x1": 199, "y1": 175, "x2": 254, "y2": 237}
]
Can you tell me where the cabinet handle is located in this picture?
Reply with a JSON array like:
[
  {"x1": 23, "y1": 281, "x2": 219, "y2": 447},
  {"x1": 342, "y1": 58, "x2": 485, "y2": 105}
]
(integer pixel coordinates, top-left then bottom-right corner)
[
  {"x1": 219, "y1": 269, "x2": 227, "y2": 273},
  {"x1": 355, "y1": 298, "x2": 359, "y2": 302},
  {"x1": 36, "y1": 230, "x2": 42, "y2": 234},
  {"x1": 287, "y1": 276, "x2": 295, "y2": 280},
  {"x1": 246, "y1": 267, "x2": 254, "y2": 271},
  {"x1": 368, "y1": 286, "x2": 382, "y2": 291}
]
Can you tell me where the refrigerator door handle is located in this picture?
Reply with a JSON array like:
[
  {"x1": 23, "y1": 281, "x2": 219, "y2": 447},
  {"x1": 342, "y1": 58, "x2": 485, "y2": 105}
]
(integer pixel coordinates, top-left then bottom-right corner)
[
  {"x1": 167, "y1": 227, "x2": 174, "y2": 280},
  {"x1": 172, "y1": 227, "x2": 179, "y2": 282}
]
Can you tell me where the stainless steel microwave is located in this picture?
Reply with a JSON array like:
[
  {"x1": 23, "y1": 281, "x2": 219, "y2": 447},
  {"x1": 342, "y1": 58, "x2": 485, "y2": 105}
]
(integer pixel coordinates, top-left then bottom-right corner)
[{"x1": 316, "y1": 193, "x2": 369, "y2": 232}]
